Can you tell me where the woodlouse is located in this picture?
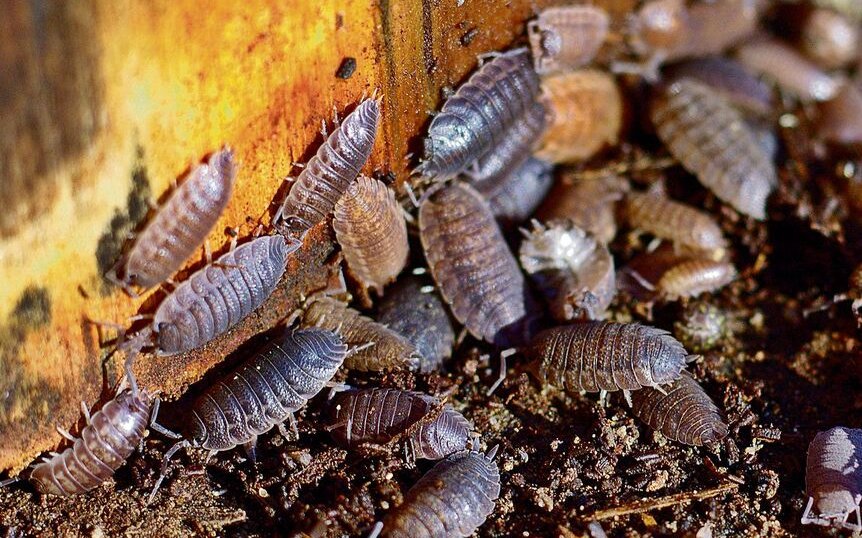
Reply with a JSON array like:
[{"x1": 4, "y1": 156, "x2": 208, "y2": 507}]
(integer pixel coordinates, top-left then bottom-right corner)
[
  {"x1": 657, "y1": 259, "x2": 737, "y2": 300},
  {"x1": 419, "y1": 183, "x2": 538, "y2": 347},
  {"x1": 736, "y1": 39, "x2": 842, "y2": 102},
  {"x1": 527, "y1": 321, "x2": 690, "y2": 393},
  {"x1": 109, "y1": 147, "x2": 236, "y2": 295},
  {"x1": 803, "y1": 426, "x2": 862, "y2": 530},
  {"x1": 527, "y1": 6, "x2": 609, "y2": 75},
  {"x1": 325, "y1": 388, "x2": 473, "y2": 460},
  {"x1": 624, "y1": 189, "x2": 727, "y2": 253},
  {"x1": 302, "y1": 296, "x2": 422, "y2": 371},
  {"x1": 800, "y1": 8, "x2": 859, "y2": 70},
  {"x1": 650, "y1": 78, "x2": 777, "y2": 220},
  {"x1": 673, "y1": 302, "x2": 728, "y2": 353},
  {"x1": 536, "y1": 69, "x2": 622, "y2": 164},
  {"x1": 379, "y1": 448, "x2": 501, "y2": 538},
  {"x1": 630, "y1": 372, "x2": 728, "y2": 447},
  {"x1": 333, "y1": 176, "x2": 408, "y2": 297},
  {"x1": 276, "y1": 97, "x2": 381, "y2": 238},
  {"x1": 663, "y1": 57, "x2": 775, "y2": 117},
  {"x1": 537, "y1": 173, "x2": 629, "y2": 244},
  {"x1": 418, "y1": 48, "x2": 540, "y2": 178},
  {"x1": 476, "y1": 157, "x2": 554, "y2": 227}
]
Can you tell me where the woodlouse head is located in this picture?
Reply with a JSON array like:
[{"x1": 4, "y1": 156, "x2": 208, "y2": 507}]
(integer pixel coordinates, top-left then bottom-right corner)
[
  {"x1": 644, "y1": 328, "x2": 689, "y2": 386},
  {"x1": 420, "y1": 116, "x2": 479, "y2": 178}
]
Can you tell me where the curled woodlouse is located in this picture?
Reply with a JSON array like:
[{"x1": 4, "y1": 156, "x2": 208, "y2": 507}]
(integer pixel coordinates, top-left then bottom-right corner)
[
  {"x1": 657, "y1": 259, "x2": 737, "y2": 300},
  {"x1": 418, "y1": 48, "x2": 540, "y2": 178},
  {"x1": 519, "y1": 220, "x2": 616, "y2": 321},
  {"x1": 536, "y1": 69, "x2": 622, "y2": 164},
  {"x1": 537, "y1": 174, "x2": 629, "y2": 244},
  {"x1": 736, "y1": 39, "x2": 843, "y2": 102},
  {"x1": 630, "y1": 372, "x2": 728, "y2": 447},
  {"x1": 379, "y1": 448, "x2": 501, "y2": 538},
  {"x1": 325, "y1": 388, "x2": 473, "y2": 459},
  {"x1": 527, "y1": 321, "x2": 690, "y2": 393},
  {"x1": 276, "y1": 97, "x2": 381, "y2": 238},
  {"x1": 801, "y1": 8, "x2": 859, "y2": 70},
  {"x1": 663, "y1": 57, "x2": 775, "y2": 117},
  {"x1": 333, "y1": 176, "x2": 408, "y2": 296},
  {"x1": 624, "y1": 189, "x2": 727, "y2": 253},
  {"x1": 673, "y1": 302, "x2": 728, "y2": 353},
  {"x1": 803, "y1": 426, "x2": 862, "y2": 530},
  {"x1": 817, "y1": 83, "x2": 862, "y2": 144},
  {"x1": 109, "y1": 147, "x2": 236, "y2": 295},
  {"x1": 376, "y1": 274, "x2": 455, "y2": 372},
  {"x1": 527, "y1": 6, "x2": 609, "y2": 75},
  {"x1": 302, "y1": 296, "x2": 422, "y2": 371},
  {"x1": 419, "y1": 183, "x2": 538, "y2": 347},
  {"x1": 651, "y1": 78, "x2": 777, "y2": 220},
  {"x1": 476, "y1": 157, "x2": 554, "y2": 227}
]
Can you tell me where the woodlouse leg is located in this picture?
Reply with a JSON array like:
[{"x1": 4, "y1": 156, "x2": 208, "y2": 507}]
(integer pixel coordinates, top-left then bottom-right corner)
[
  {"x1": 487, "y1": 349, "x2": 516, "y2": 396},
  {"x1": 149, "y1": 398, "x2": 182, "y2": 440},
  {"x1": 149, "y1": 439, "x2": 190, "y2": 504},
  {"x1": 56, "y1": 425, "x2": 76, "y2": 442},
  {"x1": 242, "y1": 437, "x2": 258, "y2": 463},
  {"x1": 277, "y1": 423, "x2": 293, "y2": 442},
  {"x1": 80, "y1": 401, "x2": 92, "y2": 425},
  {"x1": 320, "y1": 119, "x2": 328, "y2": 137},
  {"x1": 367, "y1": 521, "x2": 383, "y2": 538},
  {"x1": 800, "y1": 497, "x2": 815, "y2": 525},
  {"x1": 403, "y1": 181, "x2": 421, "y2": 209},
  {"x1": 345, "y1": 341, "x2": 375, "y2": 358},
  {"x1": 204, "y1": 241, "x2": 212, "y2": 264},
  {"x1": 288, "y1": 413, "x2": 299, "y2": 438}
]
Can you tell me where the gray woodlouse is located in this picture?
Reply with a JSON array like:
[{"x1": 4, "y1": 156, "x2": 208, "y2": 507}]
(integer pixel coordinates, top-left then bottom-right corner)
[
  {"x1": 378, "y1": 447, "x2": 501, "y2": 538},
  {"x1": 624, "y1": 189, "x2": 727, "y2": 253},
  {"x1": 527, "y1": 6, "x2": 610, "y2": 75},
  {"x1": 803, "y1": 426, "x2": 862, "y2": 530},
  {"x1": 333, "y1": 176, "x2": 409, "y2": 297},
  {"x1": 801, "y1": 8, "x2": 859, "y2": 70},
  {"x1": 664, "y1": 57, "x2": 775, "y2": 118},
  {"x1": 629, "y1": 372, "x2": 728, "y2": 447},
  {"x1": 302, "y1": 296, "x2": 422, "y2": 372},
  {"x1": 418, "y1": 48, "x2": 540, "y2": 179},
  {"x1": 657, "y1": 259, "x2": 737, "y2": 300},
  {"x1": 476, "y1": 157, "x2": 554, "y2": 227},
  {"x1": 736, "y1": 39, "x2": 842, "y2": 102},
  {"x1": 376, "y1": 274, "x2": 455, "y2": 372},
  {"x1": 527, "y1": 321, "x2": 690, "y2": 393},
  {"x1": 536, "y1": 173, "x2": 629, "y2": 244},
  {"x1": 276, "y1": 97, "x2": 381, "y2": 238},
  {"x1": 325, "y1": 388, "x2": 473, "y2": 460},
  {"x1": 673, "y1": 302, "x2": 728, "y2": 353},
  {"x1": 109, "y1": 147, "x2": 236, "y2": 295},
  {"x1": 650, "y1": 78, "x2": 777, "y2": 220},
  {"x1": 419, "y1": 183, "x2": 538, "y2": 347},
  {"x1": 519, "y1": 220, "x2": 616, "y2": 321}
]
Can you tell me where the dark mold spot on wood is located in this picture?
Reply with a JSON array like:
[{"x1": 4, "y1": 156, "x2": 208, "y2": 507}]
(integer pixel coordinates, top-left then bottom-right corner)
[
  {"x1": 11, "y1": 286, "x2": 51, "y2": 330},
  {"x1": 460, "y1": 27, "x2": 478, "y2": 46},
  {"x1": 336, "y1": 57, "x2": 357, "y2": 79}
]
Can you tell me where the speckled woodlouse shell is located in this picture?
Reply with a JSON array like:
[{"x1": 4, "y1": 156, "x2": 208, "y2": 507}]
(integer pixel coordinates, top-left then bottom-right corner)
[
  {"x1": 536, "y1": 69, "x2": 622, "y2": 164},
  {"x1": 801, "y1": 8, "x2": 860, "y2": 70},
  {"x1": 333, "y1": 176, "x2": 408, "y2": 296},
  {"x1": 528, "y1": 321, "x2": 690, "y2": 393},
  {"x1": 276, "y1": 97, "x2": 380, "y2": 238},
  {"x1": 630, "y1": 372, "x2": 728, "y2": 447},
  {"x1": 519, "y1": 220, "x2": 616, "y2": 321},
  {"x1": 476, "y1": 157, "x2": 554, "y2": 227},
  {"x1": 419, "y1": 48, "x2": 540, "y2": 178},
  {"x1": 803, "y1": 427, "x2": 862, "y2": 530},
  {"x1": 537, "y1": 174, "x2": 629, "y2": 244},
  {"x1": 673, "y1": 302, "x2": 728, "y2": 353},
  {"x1": 664, "y1": 57, "x2": 775, "y2": 117},
  {"x1": 527, "y1": 6, "x2": 609, "y2": 75},
  {"x1": 817, "y1": 83, "x2": 862, "y2": 144},
  {"x1": 302, "y1": 296, "x2": 422, "y2": 371},
  {"x1": 419, "y1": 183, "x2": 538, "y2": 347},
  {"x1": 736, "y1": 39, "x2": 842, "y2": 102},
  {"x1": 657, "y1": 259, "x2": 737, "y2": 300},
  {"x1": 380, "y1": 448, "x2": 501, "y2": 538},
  {"x1": 651, "y1": 78, "x2": 777, "y2": 220},
  {"x1": 624, "y1": 189, "x2": 727, "y2": 253}
]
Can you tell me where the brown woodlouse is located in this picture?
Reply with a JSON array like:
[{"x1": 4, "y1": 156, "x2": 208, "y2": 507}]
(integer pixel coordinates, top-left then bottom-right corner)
[
  {"x1": 418, "y1": 48, "x2": 540, "y2": 179},
  {"x1": 108, "y1": 147, "x2": 236, "y2": 295},
  {"x1": 476, "y1": 157, "x2": 554, "y2": 227},
  {"x1": 519, "y1": 220, "x2": 616, "y2": 321},
  {"x1": 803, "y1": 426, "x2": 862, "y2": 530},
  {"x1": 624, "y1": 189, "x2": 727, "y2": 253},
  {"x1": 302, "y1": 296, "x2": 422, "y2": 371},
  {"x1": 527, "y1": 5, "x2": 609, "y2": 75},
  {"x1": 377, "y1": 447, "x2": 501, "y2": 538},
  {"x1": 527, "y1": 321, "x2": 690, "y2": 394},
  {"x1": 630, "y1": 372, "x2": 728, "y2": 447},
  {"x1": 276, "y1": 97, "x2": 381, "y2": 238},
  {"x1": 736, "y1": 39, "x2": 842, "y2": 102},
  {"x1": 650, "y1": 78, "x2": 777, "y2": 220},
  {"x1": 800, "y1": 8, "x2": 859, "y2": 70},
  {"x1": 419, "y1": 183, "x2": 538, "y2": 347},
  {"x1": 376, "y1": 274, "x2": 455, "y2": 372},
  {"x1": 537, "y1": 173, "x2": 629, "y2": 244},
  {"x1": 333, "y1": 176, "x2": 408, "y2": 297},
  {"x1": 325, "y1": 388, "x2": 473, "y2": 460},
  {"x1": 657, "y1": 259, "x2": 737, "y2": 300},
  {"x1": 536, "y1": 69, "x2": 622, "y2": 164}
]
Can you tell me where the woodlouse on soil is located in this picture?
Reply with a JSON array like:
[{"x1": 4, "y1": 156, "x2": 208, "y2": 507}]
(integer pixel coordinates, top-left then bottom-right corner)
[
  {"x1": 656, "y1": 258, "x2": 737, "y2": 300},
  {"x1": 527, "y1": 5, "x2": 609, "y2": 75},
  {"x1": 419, "y1": 183, "x2": 538, "y2": 347},
  {"x1": 476, "y1": 156, "x2": 554, "y2": 227},
  {"x1": 736, "y1": 38, "x2": 842, "y2": 102},
  {"x1": 802, "y1": 426, "x2": 862, "y2": 530},
  {"x1": 623, "y1": 189, "x2": 727, "y2": 253},
  {"x1": 275, "y1": 97, "x2": 381, "y2": 239},
  {"x1": 108, "y1": 147, "x2": 236, "y2": 296},
  {"x1": 536, "y1": 173, "x2": 629, "y2": 244},
  {"x1": 325, "y1": 387, "x2": 473, "y2": 460},
  {"x1": 673, "y1": 302, "x2": 728, "y2": 352},
  {"x1": 663, "y1": 57, "x2": 775, "y2": 118}
]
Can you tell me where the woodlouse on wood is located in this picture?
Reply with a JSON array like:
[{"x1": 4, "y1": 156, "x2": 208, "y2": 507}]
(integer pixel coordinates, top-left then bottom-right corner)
[
  {"x1": 419, "y1": 183, "x2": 538, "y2": 347},
  {"x1": 476, "y1": 157, "x2": 554, "y2": 227},
  {"x1": 108, "y1": 147, "x2": 237, "y2": 296},
  {"x1": 629, "y1": 372, "x2": 728, "y2": 447},
  {"x1": 275, "y1": 97, "x2": 381, "y2": 239},
  {"x1": 650, "y1": 78, "x2": 777, "y2": 220},
  {"x1": 527, "y1": 6, "x2": 609, "y2": 75},
  {"x1": 656, "y1": 258, "x2": 737, "y2": 300},
  {"x1": 803, "y1": 426, "x2": 862, "y2": 530},
  {"x1": 536, "y1": 173, "x2": 629, "y2": 244},
  {"x1": 623, "y1": 189, "x2": 727, "y2": 253}
]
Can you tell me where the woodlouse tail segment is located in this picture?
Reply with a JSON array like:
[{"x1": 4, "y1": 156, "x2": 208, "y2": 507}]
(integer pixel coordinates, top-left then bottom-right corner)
[{"x1": 149, "y1": 439, "x2": 190, "y2": 505}]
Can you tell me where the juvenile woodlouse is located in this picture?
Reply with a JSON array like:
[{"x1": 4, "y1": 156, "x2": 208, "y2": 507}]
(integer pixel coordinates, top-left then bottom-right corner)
[
  {"x1": 418, "y1": 48, "x2": 540, "y2": 178},
  {"x1": 476, "y1": 157, "x2": 554, "y2": 227},
  {"x1": 378, "y1": 447, "x2": 501, "y2": 538},
  {"x1": 736, "y1": 39, "x2": 842, "y2": 102},
  {"x1": 673, "y1": 302, "x2": 728, "y2": 353},
  {"x1": 537, "y1": 173, "x2": 629, "y2": 244},
  {"x1": 276, "y1": 97, "x2": 381, "y2": 238},
  {"x1": 624, "y1": 189, "x2": 727, "y2": 253},
  {"x1": 527, "y1": 321, "x2": 690, "y2": 393},
  {"x1": 325, "y1": 388, "x2": 473, "y2": 460},
  {"x1": 803, "y1": 426, "x2": 862, "y2": 530},
  {"x1": 536, "y1": 69, "x2": 622, "y2": 164},
  {"x1": 109, "y1": 147, "x2": 236, "y2": 295},
  {"x1": 651, "y1": 78, "x2": 777, "y2": 220},
  {"x1": 800, "y1": 8, "x2": 859, "y2": 70},
  {"x1": 419, "y1": 183, "x2": 538, "y2": 347},
  {"x1": 333, "y1": 176, "x2": 408, "y2": 297},
  {"x1": 657, "y1": 259, "x2": 737, "y2": 300},
  {"x1": 630, "y1": 372, "x2": 728, "y2": 447},
  {"x1": 302, "y1": 296, "x2": 422, "y2": 372},
  {"x1": 527, "y1": 6, "x2": 609, "y2": 75},
  {"x1": 376, "y1": 274, "x2": 455, "y2": 372}
]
